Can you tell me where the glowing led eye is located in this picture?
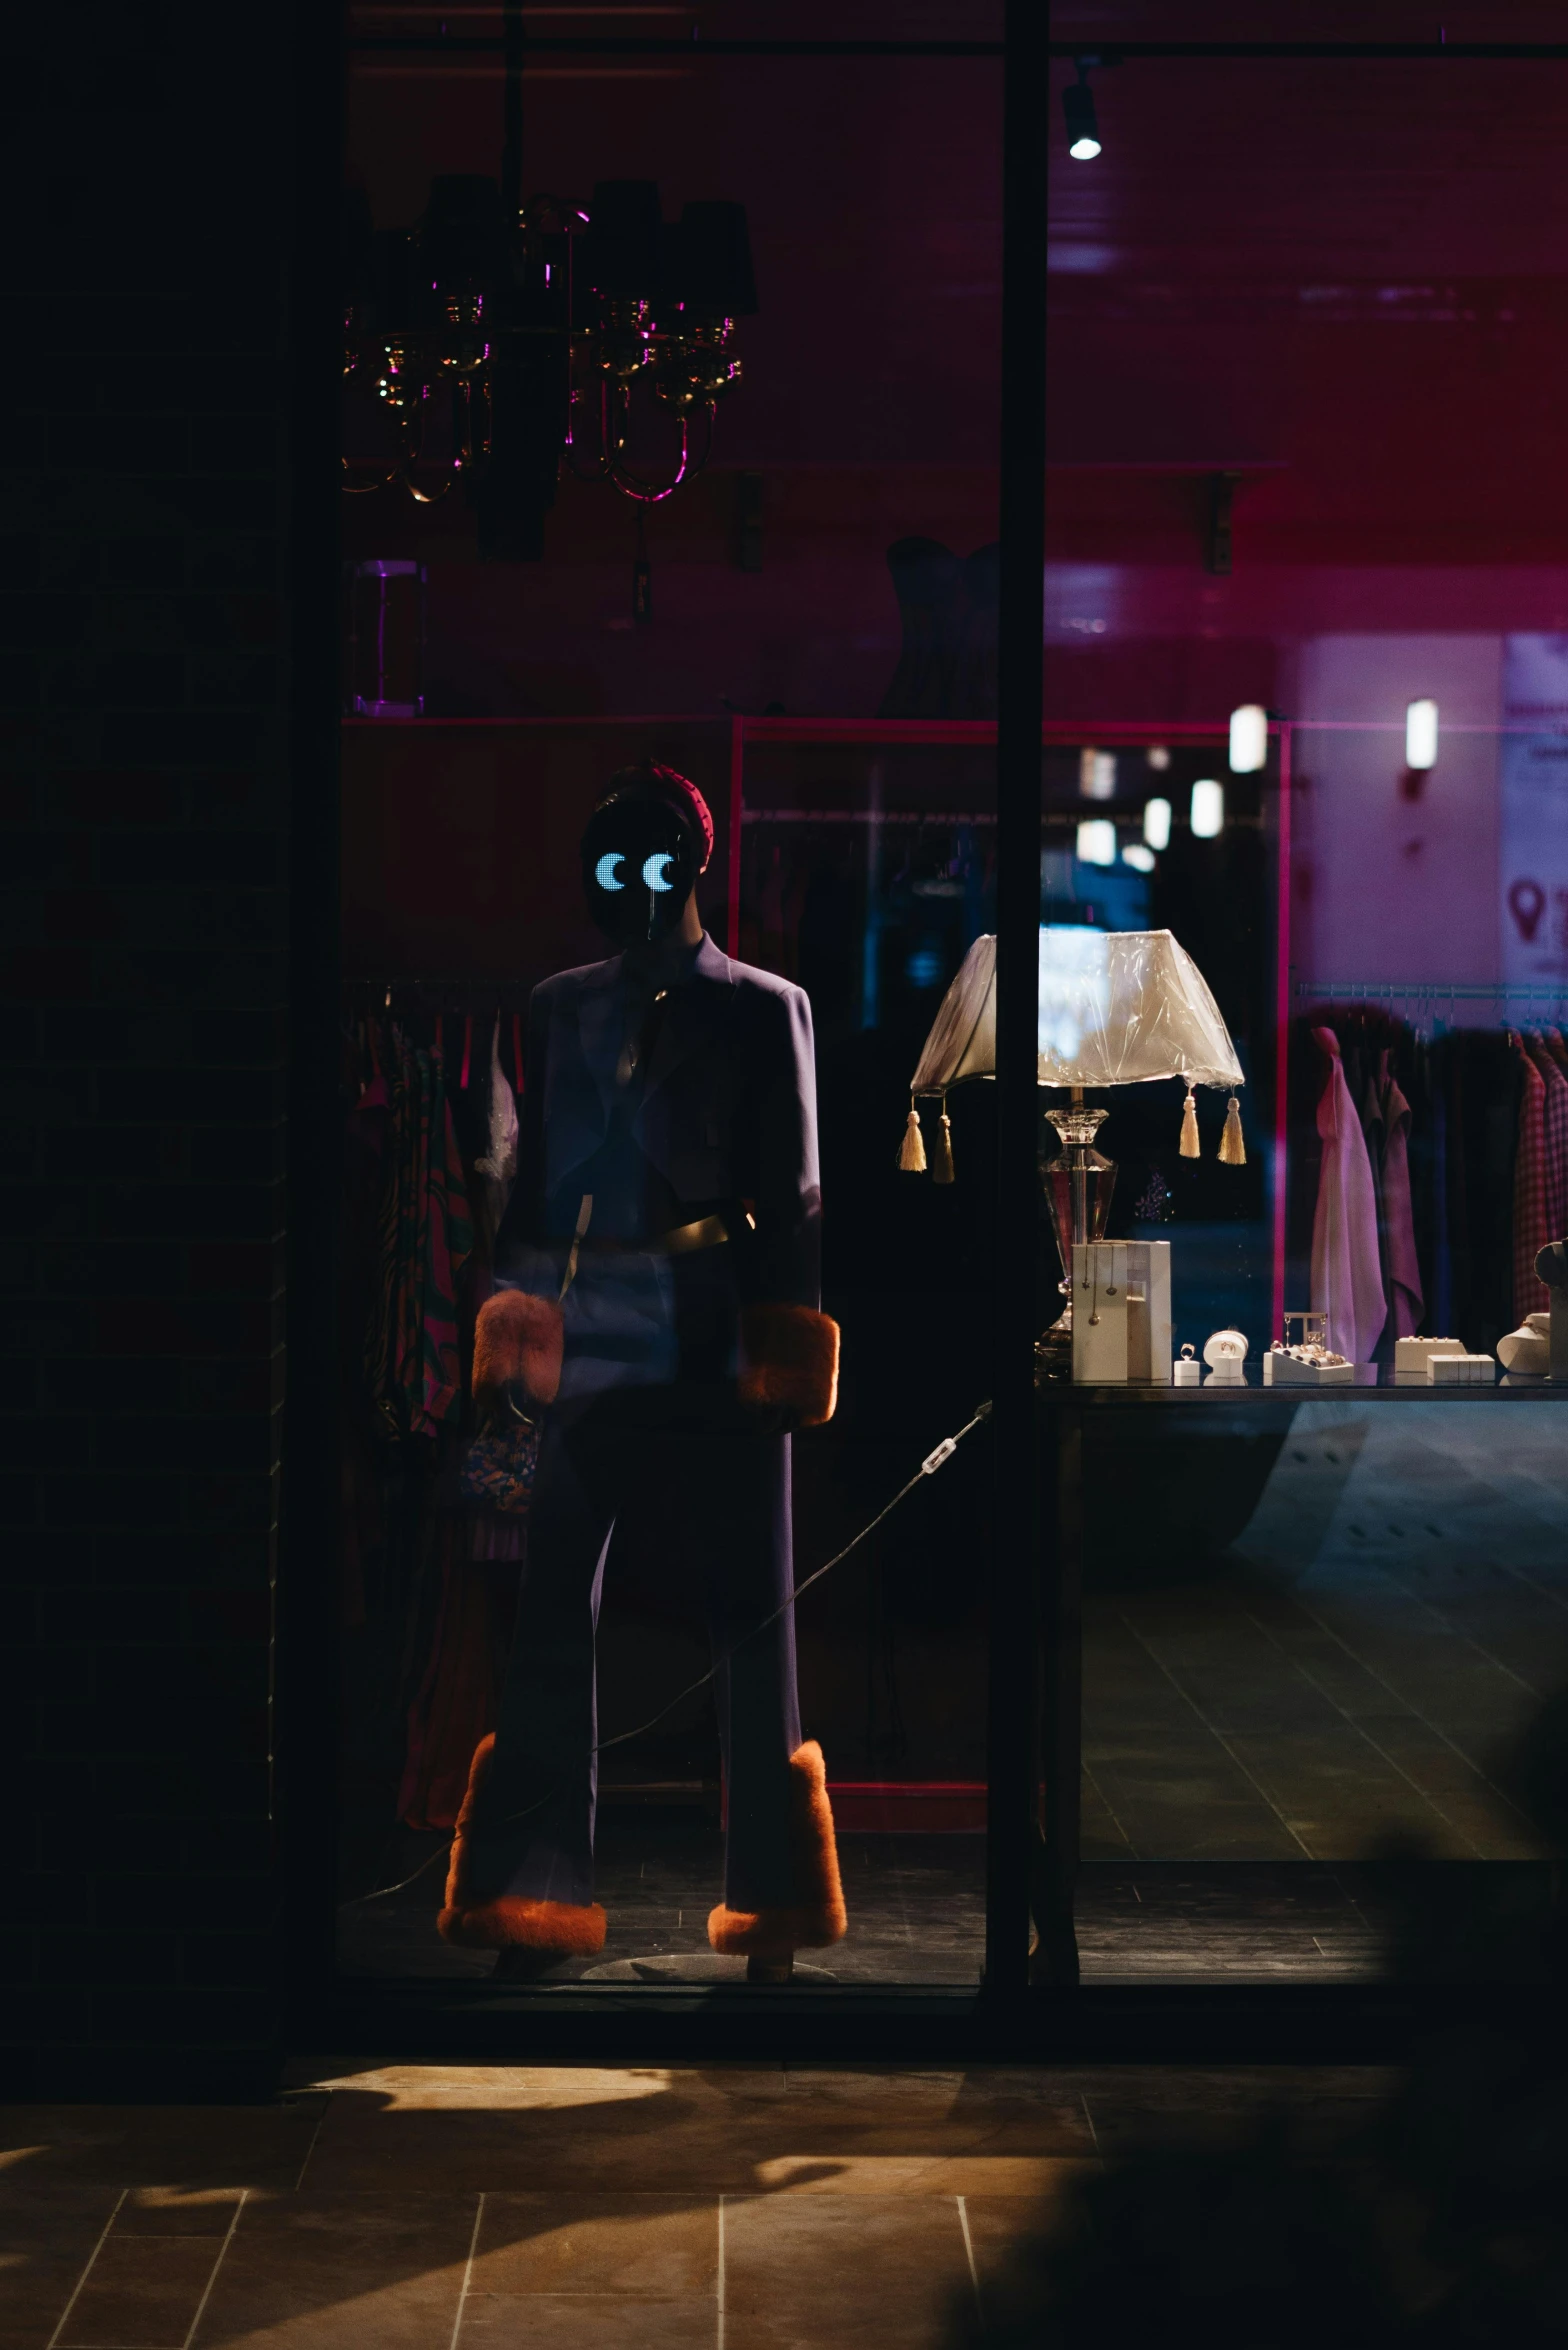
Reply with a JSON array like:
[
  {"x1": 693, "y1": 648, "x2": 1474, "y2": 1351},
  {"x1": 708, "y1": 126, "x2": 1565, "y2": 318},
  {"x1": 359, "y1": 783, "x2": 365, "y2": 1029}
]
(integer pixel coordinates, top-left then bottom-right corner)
[
  {"x1": 595, "y1": 853, "x2": 626, "y2": 891},
  {"x1": 642, "y1": 852, "x2": 675, "y2": 892}
]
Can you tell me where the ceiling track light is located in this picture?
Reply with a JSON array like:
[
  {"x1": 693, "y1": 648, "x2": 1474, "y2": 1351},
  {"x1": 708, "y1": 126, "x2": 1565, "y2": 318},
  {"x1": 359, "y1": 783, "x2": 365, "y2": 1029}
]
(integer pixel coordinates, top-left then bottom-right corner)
[{"x1": 1064, "y1": 61, "x2": 1102, "y2": 161}]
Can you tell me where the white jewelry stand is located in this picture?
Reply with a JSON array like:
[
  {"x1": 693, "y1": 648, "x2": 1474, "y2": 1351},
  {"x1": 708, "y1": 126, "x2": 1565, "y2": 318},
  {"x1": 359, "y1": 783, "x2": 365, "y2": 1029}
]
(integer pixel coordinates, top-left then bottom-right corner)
[{"x1": 1071, "y1": 1241, "x2": 1172, "y2": 1382}]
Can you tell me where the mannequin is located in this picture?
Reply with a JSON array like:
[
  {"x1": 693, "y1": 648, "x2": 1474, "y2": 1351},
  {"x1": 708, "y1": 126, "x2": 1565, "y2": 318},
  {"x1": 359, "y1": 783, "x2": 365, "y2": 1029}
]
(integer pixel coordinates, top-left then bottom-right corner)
[{"x1": 438, "y1": 764, "x2": 846, "y2": 1982}]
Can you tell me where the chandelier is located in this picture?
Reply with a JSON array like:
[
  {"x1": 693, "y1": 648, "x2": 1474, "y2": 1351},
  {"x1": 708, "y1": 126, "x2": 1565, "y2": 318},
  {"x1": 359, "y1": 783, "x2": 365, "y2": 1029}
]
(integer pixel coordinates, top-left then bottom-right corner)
[{"x1": 342, "y1": 174, "x2": 756, "y2": 554}]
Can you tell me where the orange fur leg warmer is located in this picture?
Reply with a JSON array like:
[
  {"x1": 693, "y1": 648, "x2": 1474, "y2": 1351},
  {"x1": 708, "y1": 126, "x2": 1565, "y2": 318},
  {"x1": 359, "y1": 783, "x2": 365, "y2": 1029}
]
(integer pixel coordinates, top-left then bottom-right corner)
[
  {"x1": 437, "y1": 1734, "x2": 606, "y2": 1955},
  {"x1": 473, "y1": 1288, "x2": 565, "y2": 1408},
  {"x1": 708, "y1": 1740, "x2": 848, "y2": 1960},
  {"x1": 739, "y1": 1303, "x2": 839, "y2": 1429}
]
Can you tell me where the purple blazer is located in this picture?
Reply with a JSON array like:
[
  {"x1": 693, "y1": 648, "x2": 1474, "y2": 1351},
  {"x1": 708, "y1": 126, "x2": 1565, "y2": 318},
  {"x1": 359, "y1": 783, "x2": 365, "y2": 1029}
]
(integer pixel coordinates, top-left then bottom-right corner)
[{"x1": 497, "y1": 933, "x2": 821, "y2": 1312}]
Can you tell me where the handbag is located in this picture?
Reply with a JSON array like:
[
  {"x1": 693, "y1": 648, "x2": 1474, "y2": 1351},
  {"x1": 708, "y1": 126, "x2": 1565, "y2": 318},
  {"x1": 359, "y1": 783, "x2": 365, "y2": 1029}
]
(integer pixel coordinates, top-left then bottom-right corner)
[
  {"x1": 459, "y1": 1400, "x2": 541, "y2": 1515},
  {"x1": 459, "y1": 1192, "x2": 592, "y2": 1519}
]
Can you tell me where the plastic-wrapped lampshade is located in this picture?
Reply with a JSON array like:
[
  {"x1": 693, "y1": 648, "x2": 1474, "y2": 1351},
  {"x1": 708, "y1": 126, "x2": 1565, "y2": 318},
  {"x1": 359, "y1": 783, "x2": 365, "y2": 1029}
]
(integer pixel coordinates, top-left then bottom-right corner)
[{"x1": 909, "y1": 927, "x2": 1244, "y2": 1095}]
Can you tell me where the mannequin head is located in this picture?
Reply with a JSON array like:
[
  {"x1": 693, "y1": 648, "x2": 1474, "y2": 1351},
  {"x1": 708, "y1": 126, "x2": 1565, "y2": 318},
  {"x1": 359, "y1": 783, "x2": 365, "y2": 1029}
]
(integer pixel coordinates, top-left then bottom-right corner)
[{"x1": 582, "y1": 765, "x2": 713, "y2": 952}]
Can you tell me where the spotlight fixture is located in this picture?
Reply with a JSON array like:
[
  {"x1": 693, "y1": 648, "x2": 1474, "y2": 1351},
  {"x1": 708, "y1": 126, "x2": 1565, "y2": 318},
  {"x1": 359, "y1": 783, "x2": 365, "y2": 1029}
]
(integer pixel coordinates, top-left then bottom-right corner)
[
  {"x1": 1405, "y1": 697, "x2": 1438, "y2": 770},
  {"x1": 1143, "y1": 797, "x2": 1172, "y2": 851},
  {"x1": 1122, "y1": 842, "x2": 1156, "y2": 873},
  {"x1": 1076, "y1": 818, "x2": 1117, "y2": 867},
  {"x1": 1064, "y1": 64, "x2": 1102, "y2": 160},
  {"x1": 1228, "y1": 703, "x2": 1268, "y2": 774},
  {"x1": 1191, "y1": 779, "x2": 1226, "y2": 839}
]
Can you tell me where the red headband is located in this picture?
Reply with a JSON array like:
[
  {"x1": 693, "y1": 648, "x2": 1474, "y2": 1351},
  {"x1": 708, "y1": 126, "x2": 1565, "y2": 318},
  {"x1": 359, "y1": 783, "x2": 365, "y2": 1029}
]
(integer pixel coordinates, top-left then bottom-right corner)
[{"x1": 636, "y1": 765, "x2": 715, "y2": 867}]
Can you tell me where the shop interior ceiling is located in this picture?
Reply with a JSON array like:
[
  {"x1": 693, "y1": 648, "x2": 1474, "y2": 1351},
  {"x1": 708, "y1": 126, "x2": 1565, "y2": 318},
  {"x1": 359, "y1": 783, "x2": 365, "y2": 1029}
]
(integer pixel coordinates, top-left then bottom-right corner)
[{"x1": 344, "y1": 5, "x2": 1568, "y2": 694}]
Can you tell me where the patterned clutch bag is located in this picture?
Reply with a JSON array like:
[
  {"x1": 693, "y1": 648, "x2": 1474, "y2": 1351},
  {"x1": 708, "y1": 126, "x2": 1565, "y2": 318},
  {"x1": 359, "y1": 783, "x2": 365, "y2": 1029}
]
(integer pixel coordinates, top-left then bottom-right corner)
[{"x1": 459, "y1": 1409, "x2": 542, "y2": 1515}]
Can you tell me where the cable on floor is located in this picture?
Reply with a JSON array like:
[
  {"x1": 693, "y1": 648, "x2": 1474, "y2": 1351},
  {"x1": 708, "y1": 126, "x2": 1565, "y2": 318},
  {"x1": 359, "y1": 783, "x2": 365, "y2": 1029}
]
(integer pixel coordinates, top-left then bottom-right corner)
[{"x1": 340, "y1": 1398, "x2": 991, "y2": 1907}]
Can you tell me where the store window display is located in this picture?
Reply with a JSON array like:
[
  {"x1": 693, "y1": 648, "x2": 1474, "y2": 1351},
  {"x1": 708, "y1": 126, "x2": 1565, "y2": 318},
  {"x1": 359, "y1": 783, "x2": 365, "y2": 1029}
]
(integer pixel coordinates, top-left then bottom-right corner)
[{"x1": 438, "y1": 764, "x2": 844, "y2": 1982}]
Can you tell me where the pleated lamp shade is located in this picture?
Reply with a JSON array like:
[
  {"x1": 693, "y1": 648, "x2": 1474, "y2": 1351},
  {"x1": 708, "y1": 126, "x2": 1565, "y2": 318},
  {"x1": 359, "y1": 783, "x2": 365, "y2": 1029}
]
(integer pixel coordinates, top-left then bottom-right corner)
[
  {"x1": 900, "y1": 928, "x2": 1246, "y2": 1180},
  {"x1": 911, "y1": 927, "x2": 1243, "y2": 1093}
]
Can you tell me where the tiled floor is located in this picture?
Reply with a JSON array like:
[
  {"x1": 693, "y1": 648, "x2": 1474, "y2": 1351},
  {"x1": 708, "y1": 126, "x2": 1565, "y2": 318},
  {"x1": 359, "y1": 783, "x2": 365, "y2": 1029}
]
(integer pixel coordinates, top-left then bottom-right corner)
[
  {"x1": 1081, "y1": 1401, "x2": 1567, "y2": 1874},
  {"x1": 2, "y1": 2062, "x2": 1394, "y2": 2348}
]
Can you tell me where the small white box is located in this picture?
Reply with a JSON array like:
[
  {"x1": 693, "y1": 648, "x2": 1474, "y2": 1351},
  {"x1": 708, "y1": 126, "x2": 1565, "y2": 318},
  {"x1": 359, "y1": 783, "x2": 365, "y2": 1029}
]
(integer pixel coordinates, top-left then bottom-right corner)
[
  {"x1": 1173, "y1": 1355, "x2": 1200, "y2": 1387},
  {"x1": 1396, "y1": 1336, "x2": 1466, "y2": 1380},
  {"x1": 1429, "y1": 1352, "x2": 1495, "y2": 1385}
]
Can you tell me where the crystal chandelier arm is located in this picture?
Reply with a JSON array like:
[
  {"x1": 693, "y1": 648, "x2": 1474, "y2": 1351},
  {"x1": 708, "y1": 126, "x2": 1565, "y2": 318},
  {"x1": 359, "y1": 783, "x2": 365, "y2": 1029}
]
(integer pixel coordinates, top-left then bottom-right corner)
[
  {"x1": 341, "y1": 458, "x2": 404, "y2": 493},
  {"x1": 392, "y1": 392, "x2": 458, "y2": 504},
  {"x1": 608, "y1": 402, "x2": 715, "y2": 503},
  {"x1": 404, "y1": 468, "x2": 458, "y2": 506},
  {"x1": 562, "y1": 373, "x2": 614, "y2": 481},
  {"x1": 609, "y1": 415, "x2": 692, "y2": 502}
]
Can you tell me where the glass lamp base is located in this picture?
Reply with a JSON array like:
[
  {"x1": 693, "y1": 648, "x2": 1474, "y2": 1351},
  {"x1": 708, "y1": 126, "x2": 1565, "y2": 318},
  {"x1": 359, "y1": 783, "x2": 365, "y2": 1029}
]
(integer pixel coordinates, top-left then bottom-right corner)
[{"x1": 1038, "y1": 1102, "x2": 1116, "y2": 1374}]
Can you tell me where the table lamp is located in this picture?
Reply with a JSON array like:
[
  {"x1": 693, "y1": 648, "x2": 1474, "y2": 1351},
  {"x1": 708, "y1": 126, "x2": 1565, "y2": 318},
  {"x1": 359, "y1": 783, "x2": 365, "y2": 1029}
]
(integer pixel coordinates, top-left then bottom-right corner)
[{"x1": 901, "y1": 926, "x2": 1245, "y2": 1357}]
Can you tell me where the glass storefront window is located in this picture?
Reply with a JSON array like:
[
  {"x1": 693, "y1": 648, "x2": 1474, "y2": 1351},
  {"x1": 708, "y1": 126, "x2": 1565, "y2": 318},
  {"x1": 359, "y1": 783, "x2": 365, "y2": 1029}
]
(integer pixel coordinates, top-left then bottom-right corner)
[{"x1": 323, "y1": 17, "x2": 1568, "y2": 2028}]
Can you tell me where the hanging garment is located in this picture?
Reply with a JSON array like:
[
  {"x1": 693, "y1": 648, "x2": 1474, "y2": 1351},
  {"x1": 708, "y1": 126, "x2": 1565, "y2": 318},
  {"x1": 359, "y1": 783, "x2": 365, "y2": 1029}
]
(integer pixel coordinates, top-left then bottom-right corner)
[
  {"x1": 367, "y1": 1038, "x2": 475, "y2": 1439},
  {"x1": 1357, "y1": 1053, "x2": 1392, "y2": 1352},
  {"x1": 1379, "y1": 1052, "x2": 1424, "y2": 1340},
  {"x1": 1527, "y1": 1035, "x2": 1568, "y2": 1245},
  {"x1": 473, "y1": 1013, "x2": 520, "y2": 1250},
  {"x1": 1311, "y1": 1026, "x2": 1386, "y2": 1363},
  {"x1": 398, "y1": 1523, "x2": 513, "y2": 1832},
  {"x1": 1512, "y1": 1034, "x2": 1551, "y2": 1321}
]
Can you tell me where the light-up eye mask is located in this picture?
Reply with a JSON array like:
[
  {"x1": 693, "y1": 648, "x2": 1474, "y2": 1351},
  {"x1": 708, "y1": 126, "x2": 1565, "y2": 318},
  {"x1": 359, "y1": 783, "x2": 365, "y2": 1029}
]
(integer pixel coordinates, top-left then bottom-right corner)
[
  {"x1": 594, "y1": 851, "x2": 678, "y2": 894},
  {"x1": 581, "y1": 792, "x2": 698, "y2": 946}
]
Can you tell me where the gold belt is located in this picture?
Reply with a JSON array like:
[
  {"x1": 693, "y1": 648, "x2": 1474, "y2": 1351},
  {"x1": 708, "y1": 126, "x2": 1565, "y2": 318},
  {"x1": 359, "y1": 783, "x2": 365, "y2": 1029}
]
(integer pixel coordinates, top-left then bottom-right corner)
[
  {"x1": 580, "y1": 1214, "x2": 730, "y2": 1259},
  {"x1": 659, "y1": 1214, "x2": 730, "y2": 1256}
]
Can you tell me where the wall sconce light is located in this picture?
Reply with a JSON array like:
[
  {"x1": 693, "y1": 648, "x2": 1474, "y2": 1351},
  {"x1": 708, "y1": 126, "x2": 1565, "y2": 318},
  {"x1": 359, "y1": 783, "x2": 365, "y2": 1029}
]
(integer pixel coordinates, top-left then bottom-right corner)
[
  {"x1": 1077, "y1": 818, "x2": 1117, "y2": 866},
  {"x1": 1143, "y1": 796, "x2": 1172, "y2": 850},
  {"x1": 1191, "y1": 779, "x2": 1225, "y2": 839},
  {"x1": 1405, "y1": 698, "x2": 1438, "y2": 769},
  {"x1": 1079, "y1": 747, "x2": 1116, "y2": 800},
  {"x1": 1064, "y1": 65, "x2": 1102, "y2": 159},
  {"x1": 1228, "y1": 703, "x2": 1268, "y2": 773}
]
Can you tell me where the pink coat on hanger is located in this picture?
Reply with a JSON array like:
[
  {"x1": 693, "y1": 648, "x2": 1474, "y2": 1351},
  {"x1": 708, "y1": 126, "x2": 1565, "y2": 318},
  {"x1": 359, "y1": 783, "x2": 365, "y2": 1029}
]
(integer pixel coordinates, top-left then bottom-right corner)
[{"x1": 1311, "y1": 1026, "x2": 1386, "y2": 1363}]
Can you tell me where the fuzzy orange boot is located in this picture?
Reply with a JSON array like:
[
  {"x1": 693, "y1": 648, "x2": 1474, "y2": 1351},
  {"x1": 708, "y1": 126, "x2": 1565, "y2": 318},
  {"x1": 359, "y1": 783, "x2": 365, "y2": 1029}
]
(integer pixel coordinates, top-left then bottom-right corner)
[
  {"x1": 708, "y1": 1740, "x2": 848, "y2": 1963},
  {"x1": 437, "y1": 1734, "x2": 606, "y2": 1956}
]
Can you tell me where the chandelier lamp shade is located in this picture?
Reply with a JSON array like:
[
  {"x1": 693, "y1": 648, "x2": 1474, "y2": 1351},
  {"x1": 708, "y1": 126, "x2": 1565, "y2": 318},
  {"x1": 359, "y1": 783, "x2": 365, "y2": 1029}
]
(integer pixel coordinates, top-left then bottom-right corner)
[{"x1": 341, "y1": 173, "x2": 757, "y2": 543}]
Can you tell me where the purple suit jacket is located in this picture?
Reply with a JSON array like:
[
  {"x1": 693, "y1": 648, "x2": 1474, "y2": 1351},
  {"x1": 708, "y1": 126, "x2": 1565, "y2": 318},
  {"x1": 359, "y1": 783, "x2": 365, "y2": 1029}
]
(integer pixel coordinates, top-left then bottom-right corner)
[{"x1": 497, "y1": 933, "x2": 821, "y2": 1311}]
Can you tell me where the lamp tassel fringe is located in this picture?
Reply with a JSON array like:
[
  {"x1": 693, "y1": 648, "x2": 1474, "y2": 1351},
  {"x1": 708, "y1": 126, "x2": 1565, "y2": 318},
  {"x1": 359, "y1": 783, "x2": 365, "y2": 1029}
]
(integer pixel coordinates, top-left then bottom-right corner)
[
  {"x1": 929, "y1": 1103, "x2": 955, "y2": 1185},
  {"x1": 899, "y1": 1102, "x2": 927, "y2": 1173},
  {"x1": 1218, "y1": 1095, "x2": 1246, "y2": 1166},
  {"x1": 1179, "y1": 1086, "x2": 1200, "y2": 1159}
]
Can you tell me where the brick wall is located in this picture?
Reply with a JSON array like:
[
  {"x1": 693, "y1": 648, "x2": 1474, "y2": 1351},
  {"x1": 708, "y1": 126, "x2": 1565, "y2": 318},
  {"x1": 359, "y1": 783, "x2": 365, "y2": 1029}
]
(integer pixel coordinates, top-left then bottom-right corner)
[{"x1": 2, "y1": 8, "x2": 339, "y2": 2096}]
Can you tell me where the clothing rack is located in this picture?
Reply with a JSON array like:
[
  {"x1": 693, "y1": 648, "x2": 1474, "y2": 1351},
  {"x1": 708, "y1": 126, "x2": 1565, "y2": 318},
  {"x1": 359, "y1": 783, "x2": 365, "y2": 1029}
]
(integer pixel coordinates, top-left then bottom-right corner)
[
  {"x1": 1298, "y1": 981, "x2": 1568, "y2": 1000},
  {"x1": 1297, "y1": 979, "x2": 1568, "y2": 1036},
  {"x1": 346, "y1": 982, "x2": 530, "y2": 1089},
  {"x1": 346, "y1": 977, "x2": 533, "y2": 1000}
]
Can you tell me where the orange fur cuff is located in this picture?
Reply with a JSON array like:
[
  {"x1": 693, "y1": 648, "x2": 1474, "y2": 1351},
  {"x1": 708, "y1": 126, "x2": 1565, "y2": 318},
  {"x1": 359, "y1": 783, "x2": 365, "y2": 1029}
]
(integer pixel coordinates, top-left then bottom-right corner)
[
  {"x1": 437, "y1": 1733, "x2": 606, "y2": 1954},
  {"x1": 708, "y1": 1739, "x2": 847, "y2": 1959},
  {"x1": 739, "y1": 1303, "x2": 839, "y2": 1429},
  {"x1": 473, "y1": 1288, "x2": 564, "y2": 1406}
]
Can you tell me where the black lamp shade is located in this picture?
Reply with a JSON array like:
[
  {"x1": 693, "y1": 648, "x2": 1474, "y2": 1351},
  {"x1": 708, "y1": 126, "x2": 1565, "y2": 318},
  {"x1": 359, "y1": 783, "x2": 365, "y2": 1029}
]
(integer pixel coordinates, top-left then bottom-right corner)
[
  {"x1": 342, "y1": 187, "x2": 375, "y2": 314},
  {"x1": 1063, "y1": 80, "x2": 1099, "y2": 150},
  {"x1": 369, "y1": 226, "x2": 417, "y2": 337},
  {"x1": 416, "y1": 175, "x2": 507, "y2": 307},
  {"x1": 667, "y1": 200, "x2": 757, "y2": 317},
  {"x1": 583, "y1": 179, "x2": 663, "y2": 298}
]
